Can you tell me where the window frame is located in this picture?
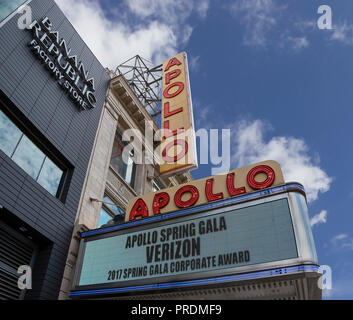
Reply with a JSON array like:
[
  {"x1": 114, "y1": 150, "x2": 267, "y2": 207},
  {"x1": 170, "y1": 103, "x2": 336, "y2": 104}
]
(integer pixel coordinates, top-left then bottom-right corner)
[
  {"x1": 98, "y1": 193, "x2": 125, "y2": 228},
  {"x1": 110, "y1": 130, "x2": 137, "y2": 189},
  {"x1": 152, "y1": 179, "x2": 163, "y2": 192},
  {"x1": 0, "y1": 95, "x2": 71, "y2": 202}
]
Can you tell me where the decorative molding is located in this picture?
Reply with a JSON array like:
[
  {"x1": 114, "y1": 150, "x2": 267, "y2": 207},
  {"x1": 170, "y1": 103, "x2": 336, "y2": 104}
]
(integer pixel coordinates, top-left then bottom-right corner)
[
  {"x1": 105, "y1": 97, "x2": 120, "y2": 121},
  {"x1": 104, "y1": 183, "x2": 127, "y2": 209}
]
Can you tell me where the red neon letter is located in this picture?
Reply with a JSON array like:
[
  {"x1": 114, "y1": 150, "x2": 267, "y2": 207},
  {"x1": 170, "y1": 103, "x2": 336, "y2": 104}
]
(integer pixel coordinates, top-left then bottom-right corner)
[
  {"x1": 164, "y1": 102, "x2": 183, "y2": 118},
  {"x1": 165, "y1": 57, "x2": 182, "y2": 72},
  {"x1": 226, "y1": 172, "x2": 246, "y2": 197},
  {"x1": 174, "y1": 185, "x2": 199, "y2": 208},
  {"x1": 247, "y1": 165, "x2": 276, "y2": 190},
  {"x1": 129, "y1": 198, "x2": 148, "y2": 221},
  {"x1": 165, "y1": 69, "x2": 181, "y2": 85},
  {"x1": 205, "y1": 178, "x2": 224, "y2": 202},
  {"x1": 153, "y1": 192, "x2": 170, "y2": 215},
  {"x1": 163, "y1": 82, "x2": 184, "y2": 99},
  {"x1": 162, "y1": 139, "x2": 188, "y2": 163},
  {"x1": 163, "y1": 120, "x2": 184, "y2": 138}
]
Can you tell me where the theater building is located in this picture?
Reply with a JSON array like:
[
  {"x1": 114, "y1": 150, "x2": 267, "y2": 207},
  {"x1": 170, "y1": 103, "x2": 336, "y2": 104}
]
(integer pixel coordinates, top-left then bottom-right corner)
[
  {"x1": 58, "y1": 69, "x2": 193, "y2": 299},
  {"x1": 66, "y1": 53, "x2": 322, "y2": 300},
  {"x1": 0, "y1": 1, "x2": 321, "y2": 301}
]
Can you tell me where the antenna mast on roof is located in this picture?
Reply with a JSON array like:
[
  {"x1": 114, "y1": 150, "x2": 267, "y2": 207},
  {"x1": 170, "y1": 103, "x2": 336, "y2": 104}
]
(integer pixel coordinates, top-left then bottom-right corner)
[{"x1": 115, "y1": 55, "x2": 162, "y2": 119}]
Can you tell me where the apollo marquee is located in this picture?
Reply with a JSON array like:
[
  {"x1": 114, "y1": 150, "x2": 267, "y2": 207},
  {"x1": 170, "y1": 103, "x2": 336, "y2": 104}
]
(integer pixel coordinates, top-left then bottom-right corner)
[
  {"x1": 70, "y1": 160, "x2": 322, "y2": 299},
  {"x1": 26, "y1": 17, "x2": 96, "y2": 110}
]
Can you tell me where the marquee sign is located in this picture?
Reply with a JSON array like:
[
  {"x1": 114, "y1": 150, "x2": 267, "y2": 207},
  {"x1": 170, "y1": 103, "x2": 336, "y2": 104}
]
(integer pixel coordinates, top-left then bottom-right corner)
[
  {"x1": 76, "y1": 197, "x2": 298, "y2": 288},
  {"x1": 26, "y1": 17, "x2": 96, "y2": 110},
  {"x1": 70, "y1": 159, "x2": 320, "y2": 298},
  {"x1": 70, "y1": 183, "x2": 320, "y2": 298},
  {"x1": 160, "y1": 52, "x2": 197, "y2": 176},
  {"x1": 126, "y1": 160, "x2": 284, "y2": 222}
]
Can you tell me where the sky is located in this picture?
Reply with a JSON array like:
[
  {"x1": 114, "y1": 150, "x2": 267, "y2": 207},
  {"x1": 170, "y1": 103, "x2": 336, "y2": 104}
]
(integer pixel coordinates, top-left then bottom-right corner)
[{"x1": 54, "y1": 0, "x2": 353, "y2": 299}]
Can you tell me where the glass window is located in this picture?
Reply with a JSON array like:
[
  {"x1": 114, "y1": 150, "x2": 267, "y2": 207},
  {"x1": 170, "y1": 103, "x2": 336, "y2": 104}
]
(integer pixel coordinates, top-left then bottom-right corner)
[
  {"x1": 37, "y1": 157, "x2": 63, "y2": 197},
  {"x1": 152, "y1": 179, "x2": 163, "y2": 192},
  {"x1": 12, "y1": 135, "x2": 46, "y2": 179},
  {"x1": 98, "y1": 194, "x2": 125, "y2": 228},
  {"x1": 0, "y1": 109, "x2": 64, "y2": 198},
  {"x1": 124, "y1": 156, "x2": 136, "y2": 187},
  {"x1": 102, "y1": 194, "x2": 124, "y2": 216},
  {"x1": 98, "y1": 207, "x2": 113, "y2": 227},
  {"x1": 0, "y1": 0, "x2": 28, "y2": 23},
  {"x1": 110, "y1": 132, "x2": 124, "y2": 173},
  {"x1": 0, "y1": 109, "x2": 22, "y2": 156},
  {"x1": 110, "y1": 132, "x2": 136, "y2": 188}
]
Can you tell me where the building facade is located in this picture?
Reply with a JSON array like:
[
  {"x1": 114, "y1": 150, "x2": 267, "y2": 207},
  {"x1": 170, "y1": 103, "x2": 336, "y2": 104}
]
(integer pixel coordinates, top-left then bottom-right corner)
[
  {"x1": 58, "y1": 71, "x2": 193, "y2": 300},
  {"x1": 0, "y1": 0, "x2": 321, "y2": 301},
  {"x1": 0, "y1": 0, "x2": 110, "y2": 299}
]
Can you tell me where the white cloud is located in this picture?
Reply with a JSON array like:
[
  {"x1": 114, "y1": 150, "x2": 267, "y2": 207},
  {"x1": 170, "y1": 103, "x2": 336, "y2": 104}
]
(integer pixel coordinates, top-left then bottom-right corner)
[
  {"x1": 55, "y1": 0, "x2": 209, "y2": 68},
  {"x1": 294, "y1": 20, "x2": 317, "y2": 32},
  {"x1": 193, "y1": 101, "x2": 212, "y2": 129},
  {"x1": 331, "y1": 234, "x2": 348, "y2": 242},
  {"x1": 231, "y1": 119, "x2": 332, "y2": 202},
  {"x1": 293, "y1": 19, "x2": 353, "y2": 48},
  {"x1": 288, "y1": 36, "x2": 309, "y2": 51},
  {"x1": 181, "y1": 25, "x2": 194, "y2": 45},
  {"x1": 126, "y1": 0, "x2": 209, "y2": 21},
  {"x1": 189, "y1": 55, "x2": 200, "y2": 72},
  {"x1": 310, "y1": 210, "x2": 327, "y2": 227},
  {"x1": 342, "y1": 240, "x2": 353, "y2": 250},
  {"x1": 330, "y1": 233, "x2": 353, "y2": 250},
  {"x1": 196, "y1": 0, "x2": 210, "y2": 19},
  {"x1": 278, "y1": 34, "x2": 309, "y2": 52},
  {"x1": 124, "y1": 0, "x2": 209, "y2": 46},
  {"x1": 230, "y1": 0, "x2": 286, "y2": 47},
  {"x1": 331, "y1": 22, "x2": 353, "y2": 45},
  {"x1": 229, "y1": 1, "x2": 313, "y2": 51}
]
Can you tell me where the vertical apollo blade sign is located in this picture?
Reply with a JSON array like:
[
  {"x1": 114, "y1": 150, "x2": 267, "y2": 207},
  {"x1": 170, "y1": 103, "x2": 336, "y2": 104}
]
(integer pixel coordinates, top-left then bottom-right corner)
[{"x1": 160, "y1": 52, "x2": 198, "y2": 176}]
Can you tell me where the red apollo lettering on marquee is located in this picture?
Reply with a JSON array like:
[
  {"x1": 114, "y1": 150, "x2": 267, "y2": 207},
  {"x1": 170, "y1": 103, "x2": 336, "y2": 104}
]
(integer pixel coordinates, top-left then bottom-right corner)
[
  {"x1": 162, "y1": 139, "x2": 188, "y2": 163},
  {"x1": 152, "y1": 192, "x2": 170, "y2": 215},
  {"x1": 164, "y1": 57, "x2": 182, "y2": 72},
  {"x1": 129, "y1": 164, "x2": 278, "y2": 221},
  {"x1": 163, "y1": 82, "x2": 184, "y2": 99},
  {"x1": 246, "y1": 165, "x2": 276, "y2": 190},
  {"x1": 165, "y1": 69, "x2": 181, "y2": 85},
  {"x1": 174, "y1": 185, "x2": 199, "y2": 208},
  {"x1": 226, "y1": 172, "x2": 246, "y2": 197},
  {"x1": 205, "y1": 178, "x2": 224, "y2": 202},
  {"x1": 129, "y1": 198, "x2": 148, "y2": 221}
]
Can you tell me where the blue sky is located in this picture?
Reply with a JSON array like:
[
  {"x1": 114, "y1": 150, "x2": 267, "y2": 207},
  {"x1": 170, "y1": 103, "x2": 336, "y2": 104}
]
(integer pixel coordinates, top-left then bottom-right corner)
[{"x1": 55, "y1": 0, "x2": 353, "y2": 299}]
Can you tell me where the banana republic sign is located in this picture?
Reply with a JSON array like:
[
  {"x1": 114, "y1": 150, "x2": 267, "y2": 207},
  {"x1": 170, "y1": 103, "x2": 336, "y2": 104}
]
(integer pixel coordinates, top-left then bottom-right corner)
[{"x1": 26, "y1": 17, "x2": 96, "y2": 110}]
